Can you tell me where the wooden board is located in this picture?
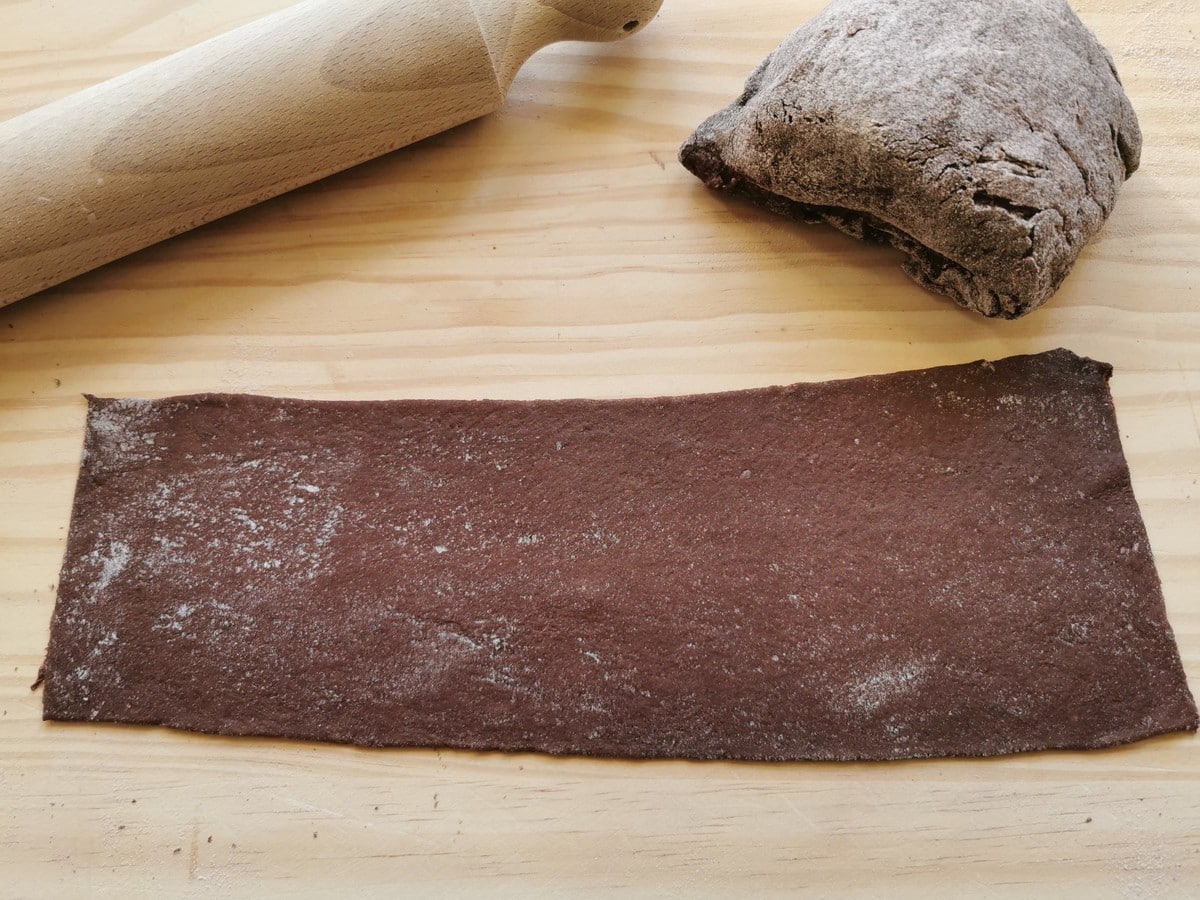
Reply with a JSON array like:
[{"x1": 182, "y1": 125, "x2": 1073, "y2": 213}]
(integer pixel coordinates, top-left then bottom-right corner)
[{"x1": 2, "y1": 1, "x2": 1197, "y2": 895}]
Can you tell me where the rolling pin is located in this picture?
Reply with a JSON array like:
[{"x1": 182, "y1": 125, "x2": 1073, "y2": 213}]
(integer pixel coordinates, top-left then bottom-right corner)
[{"x1": 0, "y1": 0, "x2": 664, "y2": 309}]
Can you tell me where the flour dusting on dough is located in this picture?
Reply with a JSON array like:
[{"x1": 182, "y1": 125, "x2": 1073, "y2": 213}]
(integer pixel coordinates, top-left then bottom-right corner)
[
  {"x1": 85, "y1": 542, "x2": 131, "y2": 601},
  {"x1": 844, "y1": 657, "x2": 933, "y2": 714}
]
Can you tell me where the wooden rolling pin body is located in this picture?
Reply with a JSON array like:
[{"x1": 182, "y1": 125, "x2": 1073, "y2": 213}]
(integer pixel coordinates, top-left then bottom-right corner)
[{"x1": 0, "y1": 0, "x2": 663, "y2": 308}]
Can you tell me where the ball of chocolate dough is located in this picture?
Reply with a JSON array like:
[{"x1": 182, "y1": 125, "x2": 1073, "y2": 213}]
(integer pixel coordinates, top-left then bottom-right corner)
[{"x1": 679, "y1": 0, "x2": 1142, "y2": 318}]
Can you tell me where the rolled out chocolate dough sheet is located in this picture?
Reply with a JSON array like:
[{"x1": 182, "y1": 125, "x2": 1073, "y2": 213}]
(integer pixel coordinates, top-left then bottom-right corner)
[{"x1": 41, "y1": 350, "x2": 1198, "y2": 760}]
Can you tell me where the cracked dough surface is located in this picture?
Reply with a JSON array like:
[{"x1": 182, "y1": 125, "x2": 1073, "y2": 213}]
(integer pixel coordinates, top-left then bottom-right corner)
[
  {"x1": 680, "y1": 0, "x2": 1141, "y2": 318},
  {"x1": 38, "y1": 351, "x2": 1198, "y2": 760}
]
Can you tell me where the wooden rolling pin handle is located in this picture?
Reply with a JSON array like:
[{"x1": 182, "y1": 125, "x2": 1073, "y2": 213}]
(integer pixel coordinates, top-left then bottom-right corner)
[{"x1": 0, "y1": 0, "x2": 664, "y2": 308}]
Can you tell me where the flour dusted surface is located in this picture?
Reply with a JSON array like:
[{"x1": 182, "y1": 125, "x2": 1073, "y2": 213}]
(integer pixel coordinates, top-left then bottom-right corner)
[{"x1": 39, "y1": 351, "x2": 1199, "y2": 759}]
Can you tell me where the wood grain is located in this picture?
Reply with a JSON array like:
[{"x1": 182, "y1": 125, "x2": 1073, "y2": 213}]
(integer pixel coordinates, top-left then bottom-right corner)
[
  {"x1": 1, "y1": 0, "x2": 1197, "y2": 896},
  {"x1": 0, "y1": 0, "x2": 665, "y2": 307}
]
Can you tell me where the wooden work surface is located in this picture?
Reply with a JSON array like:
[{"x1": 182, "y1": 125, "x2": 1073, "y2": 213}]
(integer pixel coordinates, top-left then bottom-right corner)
[{"x1": 2, "y1": 1, "x2": 1197, "y2": 895}]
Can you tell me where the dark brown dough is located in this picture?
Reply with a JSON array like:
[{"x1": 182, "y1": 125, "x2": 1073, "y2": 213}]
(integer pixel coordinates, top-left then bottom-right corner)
[
  {"x1": 40, "y1": 350, "x2": 1197, "y2": 760},
  {"x1": 680, "y1": 0, "x2": 1142, "y2": 318}
]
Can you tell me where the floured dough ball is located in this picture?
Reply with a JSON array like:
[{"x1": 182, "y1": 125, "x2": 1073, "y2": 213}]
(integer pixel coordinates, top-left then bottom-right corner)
[{"x1": 680, "y1": 0, "x2": 1142, "y2": 318}]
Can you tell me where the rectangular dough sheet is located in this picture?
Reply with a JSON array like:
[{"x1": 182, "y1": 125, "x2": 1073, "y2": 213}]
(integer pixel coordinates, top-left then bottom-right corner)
[{"x1": 39, "y1": 349, "x2": 1199, "y2": 760}]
